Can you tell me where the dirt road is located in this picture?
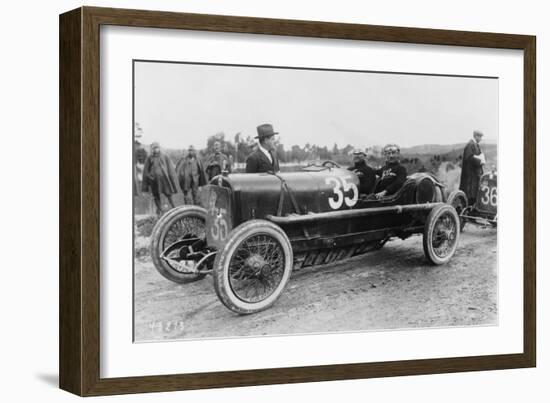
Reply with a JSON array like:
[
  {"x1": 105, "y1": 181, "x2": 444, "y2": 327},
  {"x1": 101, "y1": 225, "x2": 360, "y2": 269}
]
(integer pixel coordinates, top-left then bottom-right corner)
[{"x1": 134, "y1": 226, "x2": 497, "y2": 341}]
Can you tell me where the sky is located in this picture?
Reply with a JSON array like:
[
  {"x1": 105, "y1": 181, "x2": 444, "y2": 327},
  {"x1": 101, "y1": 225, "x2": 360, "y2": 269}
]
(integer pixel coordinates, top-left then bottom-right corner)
[{"x1": 134, "y1": 61, "x2": 498, "y2": 150}]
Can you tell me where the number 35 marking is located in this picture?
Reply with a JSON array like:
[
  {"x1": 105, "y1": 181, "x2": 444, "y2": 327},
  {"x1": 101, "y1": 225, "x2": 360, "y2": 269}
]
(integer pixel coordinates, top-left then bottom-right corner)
[
  {"x1": 325, "y1": 176, "x2": 358, "y2": 209},
  {"x1": 211, "y1": 208, "x2": 228, "y2": 241}
]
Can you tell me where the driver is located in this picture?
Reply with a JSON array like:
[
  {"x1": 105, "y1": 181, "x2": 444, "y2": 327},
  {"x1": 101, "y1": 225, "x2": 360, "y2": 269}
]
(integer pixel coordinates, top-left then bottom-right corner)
[
  {"x1": 348, "y1": 149, "x2": 376, "y2": 195},
  {"x1": 373, "y1": 143, "x2": 407, "y2": 199}
]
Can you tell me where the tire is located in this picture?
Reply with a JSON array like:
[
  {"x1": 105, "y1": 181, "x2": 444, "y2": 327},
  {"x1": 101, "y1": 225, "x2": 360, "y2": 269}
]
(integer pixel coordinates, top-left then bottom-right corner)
[
  {"x1": 434, "y1": 186, "x2": 443, "y2": 202},
  {"x1": 150, "y1": 205, "x2": 208, "y2": 283},
  {"x1": 423, "y1": 204, "x2": 460, "y2": 265},
  {"x1": 213, "y1": 219, "x2": 293, "y2": 314},
  {"x1": 447, "y1": 190, "x2": 468, "y2": 231}
]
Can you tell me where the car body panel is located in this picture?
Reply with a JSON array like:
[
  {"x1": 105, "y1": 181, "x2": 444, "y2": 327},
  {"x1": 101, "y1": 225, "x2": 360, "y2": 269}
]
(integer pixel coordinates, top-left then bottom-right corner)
[
  {"x1": 460, "y1": 171, "x2": 497, "y2": 227},
  {"x1": 203, "y1": 167, "x2": 444, "y2": 265},
  {"x1": 205, "y1": 185, "x2": 233, "y2": 250},
  {"x1": 474, "y1": 172, "x2": 497, "y2": 216}
]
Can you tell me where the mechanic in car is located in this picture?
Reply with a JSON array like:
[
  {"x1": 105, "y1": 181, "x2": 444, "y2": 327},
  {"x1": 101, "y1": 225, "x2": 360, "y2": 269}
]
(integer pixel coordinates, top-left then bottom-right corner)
[
  {"x1": 348, "y1": 148, "x2": 376, "y2": 195},
  {"x1": 373, "y1": 143, "x2": 408, "y2": 199},
  {"x1": 245, "y1": 123, "x2": 280, "y2": 173}
]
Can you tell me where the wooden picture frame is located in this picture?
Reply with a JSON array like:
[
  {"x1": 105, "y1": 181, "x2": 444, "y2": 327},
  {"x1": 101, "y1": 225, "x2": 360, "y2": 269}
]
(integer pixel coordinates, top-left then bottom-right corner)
[{"x1": 59, "y1": 6, "x2": 536, "y2": 396}]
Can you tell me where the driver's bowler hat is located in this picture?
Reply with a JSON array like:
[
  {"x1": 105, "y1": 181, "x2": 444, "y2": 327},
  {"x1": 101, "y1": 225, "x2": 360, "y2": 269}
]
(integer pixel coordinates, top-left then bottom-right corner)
[{"x1": 255, "y1": 123, "x2": 279, "y2": 140}]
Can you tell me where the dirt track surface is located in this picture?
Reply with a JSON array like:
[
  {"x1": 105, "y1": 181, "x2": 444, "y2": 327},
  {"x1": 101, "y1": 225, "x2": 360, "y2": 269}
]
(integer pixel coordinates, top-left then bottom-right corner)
[{"x1": 134, "y1": 225, "x2": 497, "y2": 341}]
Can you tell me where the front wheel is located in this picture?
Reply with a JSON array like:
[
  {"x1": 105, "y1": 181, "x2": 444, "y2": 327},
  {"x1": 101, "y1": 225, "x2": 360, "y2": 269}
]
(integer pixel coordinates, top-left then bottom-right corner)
[
  {"x1": 213, "y1": 220, "x2": 293, "y2": 314},
  {"x1": 423, "y1": 204, "x2": 460, "y2": 265}
]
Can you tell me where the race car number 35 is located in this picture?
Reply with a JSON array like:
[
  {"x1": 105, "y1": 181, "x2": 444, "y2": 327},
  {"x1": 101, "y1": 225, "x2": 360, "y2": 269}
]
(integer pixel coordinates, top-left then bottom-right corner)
[
  {"x1": 325, "y1": 176, "x2": 358, "y2": 209},
  {"x1": 211, "y1": 208, "x2": 228, "y2": 242}
]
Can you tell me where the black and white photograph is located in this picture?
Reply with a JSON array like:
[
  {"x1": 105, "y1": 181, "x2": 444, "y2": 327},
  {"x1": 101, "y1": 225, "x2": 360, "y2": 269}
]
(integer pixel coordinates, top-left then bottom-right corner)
[{"x1": 132, "y1": 60, "x2": 498, "y2": 342}]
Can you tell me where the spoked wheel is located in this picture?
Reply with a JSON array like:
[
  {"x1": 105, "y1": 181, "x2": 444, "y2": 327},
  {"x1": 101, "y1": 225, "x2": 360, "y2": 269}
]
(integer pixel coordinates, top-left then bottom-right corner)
[
  {"x1": 150, "y1": 205, "x2": 209, "y2": 283},
  {"x1": 213, "y1": 220, "x2": 293, "y2": 314},
  {"x1": 447, "y1": 190, "x2": 468, "y2": 231},
  {"x1": 423, "y1": 204, "x2": 460, "y2": 265}
]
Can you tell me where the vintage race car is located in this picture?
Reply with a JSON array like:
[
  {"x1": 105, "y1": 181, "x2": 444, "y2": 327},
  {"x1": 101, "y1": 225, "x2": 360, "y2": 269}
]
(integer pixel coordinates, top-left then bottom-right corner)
[
  {"x1": 150, "y1": 162, "x2": 461, "y2": 314},
  {"x1": 447, "y1": 170, "x2": 497, "y2": 230}
]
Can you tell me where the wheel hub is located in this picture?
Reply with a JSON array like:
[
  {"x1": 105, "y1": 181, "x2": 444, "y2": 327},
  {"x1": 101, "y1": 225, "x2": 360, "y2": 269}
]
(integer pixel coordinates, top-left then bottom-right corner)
[
  {"x1": 245, "y1": 254, "x2": 269, "y2": 275},
  {"x1": 432, "y1": 215, "x2": 457, "y2": 254},
  {"x1": 437, "y1": 227, "x2": 455, "y2": 240}
]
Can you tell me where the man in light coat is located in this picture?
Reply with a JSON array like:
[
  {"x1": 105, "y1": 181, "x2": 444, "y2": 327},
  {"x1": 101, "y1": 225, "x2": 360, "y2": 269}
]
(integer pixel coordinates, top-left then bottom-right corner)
[
  {"x1": 141, "y1": 142, "x2": 178, "y2": 215},
  {"x1": 176, "y1": 145, "x2": 207, "y2": 205}
]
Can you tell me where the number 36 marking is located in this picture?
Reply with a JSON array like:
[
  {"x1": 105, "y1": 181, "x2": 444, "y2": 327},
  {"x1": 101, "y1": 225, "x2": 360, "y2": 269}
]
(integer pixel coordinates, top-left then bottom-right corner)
[
  {"x1": 480, "y1": 185, "x2": 497, "y2": 206},
  {"x1": 325, "y1": 176, "x2": 358, "y2": 209}
]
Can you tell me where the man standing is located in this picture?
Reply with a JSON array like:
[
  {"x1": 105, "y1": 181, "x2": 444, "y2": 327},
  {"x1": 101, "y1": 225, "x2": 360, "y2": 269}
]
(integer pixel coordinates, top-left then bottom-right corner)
[
  {"x1": 245, "y1": 123, "x2": 280, "y2": 173},
  {"x1": 373, "y1": 143, "x2": 407, "y2": 199},
  {"x1": 205, "y1": 141, "x2": 232, "y2": 180},
  {"x1": 133, "y1": 142, "x2": 147, "y2": 196},
  {"x1": 348, "y1": 149, "x2": 376, "y2": 195},
  {"x1": 141, "y1": 142, "x2": 178, "y2": 215},
  {"x1": 176, "y1": 145, "x2": 207, "y2": 205},
  {"x1": 459, "y1": 130, "x2": 486, "y2": 205}
]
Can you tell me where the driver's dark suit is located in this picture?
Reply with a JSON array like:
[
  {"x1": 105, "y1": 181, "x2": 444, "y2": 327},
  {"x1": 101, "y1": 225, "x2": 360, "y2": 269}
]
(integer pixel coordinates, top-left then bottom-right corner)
[
  {"x1": 348, "y1": 160, "x2": 376, "y2": 195},
  {"x1": 374, "y1": 161, "x2": 407, "y2": 195}
]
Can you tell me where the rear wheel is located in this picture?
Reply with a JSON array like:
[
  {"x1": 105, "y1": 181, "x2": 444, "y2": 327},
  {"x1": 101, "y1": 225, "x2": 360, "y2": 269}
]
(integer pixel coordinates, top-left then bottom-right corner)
[
  {"x1": 150, "y1": 205, "x2": 208, "y2": 283},
  {"x1": 447, "y1": 190, "x2": 468, "y2": 231},
  {"x1": 213, "y1": 220, "x2": 293, "y2": 314},
  {"x1": 423, "y1": 204, "x2": 460, "y2": 265}
]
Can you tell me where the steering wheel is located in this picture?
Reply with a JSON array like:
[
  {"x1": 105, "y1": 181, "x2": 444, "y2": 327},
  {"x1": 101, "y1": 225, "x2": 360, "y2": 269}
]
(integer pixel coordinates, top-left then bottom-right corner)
[{"x1": 321, "y1": 160, "x2": 341, "y2": 168}]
